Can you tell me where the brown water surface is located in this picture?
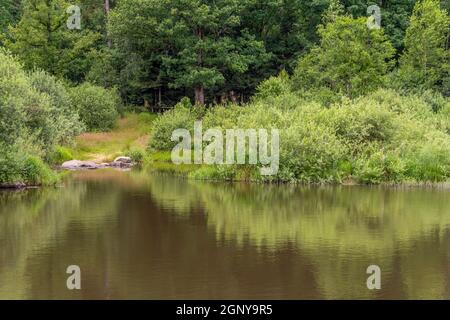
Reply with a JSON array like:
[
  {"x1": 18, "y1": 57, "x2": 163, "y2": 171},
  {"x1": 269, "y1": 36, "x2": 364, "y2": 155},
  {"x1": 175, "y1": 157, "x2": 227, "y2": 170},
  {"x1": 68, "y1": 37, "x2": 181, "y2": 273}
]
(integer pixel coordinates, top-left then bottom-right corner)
[{"x1": 0, "y1": 169, "x2": 449, "y2": 299}]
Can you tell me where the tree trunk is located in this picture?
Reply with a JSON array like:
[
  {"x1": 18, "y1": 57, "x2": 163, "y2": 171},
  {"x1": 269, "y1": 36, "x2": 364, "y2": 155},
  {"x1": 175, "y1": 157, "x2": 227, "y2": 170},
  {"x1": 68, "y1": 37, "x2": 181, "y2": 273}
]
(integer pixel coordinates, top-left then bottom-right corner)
[
  {"x1": 105, "y1": 0, "x2": 112, "y2": 48},
  {"x1": 194, "y1": 26, "x2": 205, "y2": 106},
  {"x1": 158, "y1": 87, "x2": 162, "y2": 106},
  {"x1": 195, "y1": 86, "x2": 205, "y2": 106}
]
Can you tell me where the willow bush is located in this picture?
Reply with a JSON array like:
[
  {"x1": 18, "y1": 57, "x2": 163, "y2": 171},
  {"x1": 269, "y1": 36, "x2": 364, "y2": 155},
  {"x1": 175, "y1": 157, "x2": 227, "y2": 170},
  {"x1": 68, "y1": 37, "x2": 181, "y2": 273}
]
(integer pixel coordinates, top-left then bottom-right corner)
[
  {"x1": 0, "y1": 50, "x2": 82, "y2": 185},
  {"x1": 69, "y1": 82, "x2": 120, "y2": 132},
  {"x1": 149, "y1": 88, "x2": 450, "y2": 184}
]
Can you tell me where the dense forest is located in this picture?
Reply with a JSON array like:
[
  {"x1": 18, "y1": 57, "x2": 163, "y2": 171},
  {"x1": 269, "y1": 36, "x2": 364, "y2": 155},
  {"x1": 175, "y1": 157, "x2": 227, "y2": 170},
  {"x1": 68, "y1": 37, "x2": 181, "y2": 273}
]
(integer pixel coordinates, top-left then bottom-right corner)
[{"x1": 0, "y1": 0, "x2": 449, "y2": 185}]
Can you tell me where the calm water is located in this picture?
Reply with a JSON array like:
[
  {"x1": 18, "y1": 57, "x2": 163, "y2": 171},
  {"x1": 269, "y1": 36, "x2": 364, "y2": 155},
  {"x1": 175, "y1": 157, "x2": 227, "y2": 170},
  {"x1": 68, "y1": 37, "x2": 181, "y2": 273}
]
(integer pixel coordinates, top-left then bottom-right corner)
[{"x1": 0, "y1": 169, "x2": 449, "y2": 299}]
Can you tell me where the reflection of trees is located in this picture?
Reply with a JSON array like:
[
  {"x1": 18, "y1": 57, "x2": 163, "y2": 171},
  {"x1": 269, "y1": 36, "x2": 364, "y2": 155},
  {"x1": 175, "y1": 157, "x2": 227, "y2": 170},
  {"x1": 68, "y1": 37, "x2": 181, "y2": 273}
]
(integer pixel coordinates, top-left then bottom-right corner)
[
  {"x1": 0, "y1": 170, "x2": 126, "y2": 299},
  {"x1": 1, "y1": 170, "x2": 449, "y2": 299},
  {"x1": 148, "y1": 176, "x2": 450, "y2": 299}
]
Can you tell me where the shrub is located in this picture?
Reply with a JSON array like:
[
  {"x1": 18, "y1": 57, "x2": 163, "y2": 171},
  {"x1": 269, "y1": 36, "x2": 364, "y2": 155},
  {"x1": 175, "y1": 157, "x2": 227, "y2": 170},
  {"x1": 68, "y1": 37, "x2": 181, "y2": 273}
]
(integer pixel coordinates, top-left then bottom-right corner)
[
  {"x1": 254, "y1": 70, "x2": 291, "y2": 100},
  {"x1": 278, "y1": 116, "x2": 347, "y2": 183},
  {"x1": 69, "y1": 82, "x2": 120, "y2": 131},
  {"x1": 0, "y1": 145, "x2": 57, "y2": 186},
  {"x1": 148, "y1": 87, "x2": 450, "y2": 184},
  {"x1": 0, "y1": 49, "x2": 39, "y2": 146},
  {"x1": 29, "y1": 70, "x2": 85, "y2": 145},
  {"x1": 406, "y1": 142, "x2": 450, "y2": 182},
  {"x1": 125, "y1": 149, "x2": 144, "y2": 164},
  {"x1": 21, "y1": 156, "x2": 58, "y2": 185},
  {"x1": 0, "y1": 146, "x2": 23, "y2": 185},
  {"x1": 0, "y1": 50, "x2": 80, "y2": 185},
  {"x1": 149, "y1": 103, "x2": 197, "y2": 151},
  {"x1": 353, "y1": 147, "x2": 406, "y2": 184},
  {"x1": 48, "y1": 146, "x2": 74, "y2": 165},
  {"x1": 437, "y1": 102, "x2": 450, "y2": 134}
]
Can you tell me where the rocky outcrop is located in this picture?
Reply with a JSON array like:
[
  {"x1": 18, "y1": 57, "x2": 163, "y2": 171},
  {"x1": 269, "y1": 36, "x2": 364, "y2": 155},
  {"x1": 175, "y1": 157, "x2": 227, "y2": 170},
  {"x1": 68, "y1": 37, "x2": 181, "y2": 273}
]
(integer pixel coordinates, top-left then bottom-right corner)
[
  {"x1": 60, "y1": 157, "x2": 134, "y2": 170},
  {"x1": 110, "y1": 156, "x2": 133, "y2": 168},
  {"x1": 61, "y1": 160, "x2": 102, "y2": 170}
]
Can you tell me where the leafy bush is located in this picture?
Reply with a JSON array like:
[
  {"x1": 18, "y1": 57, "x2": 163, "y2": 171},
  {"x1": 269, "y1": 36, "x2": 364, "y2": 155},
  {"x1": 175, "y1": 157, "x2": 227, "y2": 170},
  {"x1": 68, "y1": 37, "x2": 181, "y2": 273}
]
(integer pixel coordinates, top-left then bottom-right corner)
[
  {"x1": 0, "y1": 50, "x2": 78, "y2": 185},
  {"x1": 0, "y1": 145, "x2": 57, "y2": 186},
  {"x1": 125, "y1": 149, "x2": 144, "y2": 164},
  {"x1": 21, "y1": 156, "x2": 58, "y2": 185},
  {"x1": 69, "y1": 82, "x2": 120, "y2": 131},
  {"x1": 0, "y1": 49, "x2": 40, "y2": 147},
  {"x1": 354, "y1": 147, "x2": 406, "y2": 184},
  {"x1": 149, "y1": 87, "x2": 450, "y2": 184},
  {"x1": 48, "y1": 146, "x2": 74, "y2": 165},
  {"x1": 29, "y1": 70, "x2": 85, "y2": 145},
  {"x1": 254, "y1": 70, "x2": 291, "y2": 100},
  {"x1": 406, "y1": 141, "x2": 450, "y2": 182},
  {"x1": 149, "y1": 103, "x2": 198, "y2": 151},
  {"x1": 0, "y1": 146, "x2": 23, "y2": 185}
]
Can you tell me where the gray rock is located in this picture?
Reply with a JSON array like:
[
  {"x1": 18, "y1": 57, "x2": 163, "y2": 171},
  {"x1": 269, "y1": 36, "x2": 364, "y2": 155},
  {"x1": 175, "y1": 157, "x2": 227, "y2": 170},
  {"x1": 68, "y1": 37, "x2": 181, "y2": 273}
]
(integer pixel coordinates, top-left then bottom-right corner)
[
  {"x1": 61, "y1": 160, "x2": 99, "y2": 170},
  {"x1": 110, "y1": 156, "x2": 134, "y2": 168},
  {"x1": 60, "y1": 157, "x2": 135, "y2": 170},
  {"x1": 113, "y1": 156, "x2": 132, "y2": 164}
]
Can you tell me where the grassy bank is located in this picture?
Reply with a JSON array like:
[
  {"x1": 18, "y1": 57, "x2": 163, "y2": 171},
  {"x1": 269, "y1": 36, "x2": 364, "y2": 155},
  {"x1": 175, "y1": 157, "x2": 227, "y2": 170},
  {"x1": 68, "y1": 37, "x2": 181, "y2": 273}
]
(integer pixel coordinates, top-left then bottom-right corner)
[{"x1": 66, "y1": 113, "x2": 156, "y2": 163}]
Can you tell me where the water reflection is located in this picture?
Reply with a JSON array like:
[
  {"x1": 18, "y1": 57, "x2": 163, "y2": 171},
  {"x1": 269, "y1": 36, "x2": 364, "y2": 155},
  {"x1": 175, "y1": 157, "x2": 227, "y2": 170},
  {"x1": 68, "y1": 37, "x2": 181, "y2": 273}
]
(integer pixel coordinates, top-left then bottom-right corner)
[{"x1": 0, "y1": 169, "x2": 449, "y2": 299}]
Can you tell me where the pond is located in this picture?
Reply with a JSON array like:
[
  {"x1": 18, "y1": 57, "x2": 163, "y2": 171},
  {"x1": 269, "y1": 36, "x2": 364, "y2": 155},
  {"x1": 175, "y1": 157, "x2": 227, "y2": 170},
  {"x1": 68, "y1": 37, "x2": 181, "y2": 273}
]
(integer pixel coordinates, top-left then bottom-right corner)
[{"x1": 0, "y1": 169, "x2": 449, "y2": 299}]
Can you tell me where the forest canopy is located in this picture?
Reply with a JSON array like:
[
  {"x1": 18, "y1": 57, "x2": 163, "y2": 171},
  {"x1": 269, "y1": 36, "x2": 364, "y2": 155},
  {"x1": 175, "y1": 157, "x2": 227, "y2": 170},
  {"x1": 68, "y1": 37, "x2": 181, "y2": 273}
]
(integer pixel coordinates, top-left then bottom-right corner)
[
  {"x1": 1, "y1": 0, "x2": 448, "y2": 106},
  {"x1": 0, "y1": 0, "x2": 449, "y2": 185}
]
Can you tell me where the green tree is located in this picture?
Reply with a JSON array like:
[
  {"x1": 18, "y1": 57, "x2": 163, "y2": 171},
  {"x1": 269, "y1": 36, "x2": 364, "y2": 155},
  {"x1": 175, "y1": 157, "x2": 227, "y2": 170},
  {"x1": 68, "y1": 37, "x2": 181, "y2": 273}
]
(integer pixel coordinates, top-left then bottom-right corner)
[
  {"x1": 342, "y1": 0, "x2": 417, "y2": 51},
  {"x1": 292, "y1": 15, "x2": 395, "y2": 100},
  {"x1": 0, "y1": 0, "x2": 21, "y2": 32},
  {"x1": 397, "y1": 0, "x2": 450, "y2": 95},
  {"x1": 109, "y1": 0, "x2": 268, "y2": 106},
  {"x1": 163, "y1": 0, "x2": 269, "y2": 106},
  {"x1": 4, "y1": 0, "x2": 104, "y2": 83}
]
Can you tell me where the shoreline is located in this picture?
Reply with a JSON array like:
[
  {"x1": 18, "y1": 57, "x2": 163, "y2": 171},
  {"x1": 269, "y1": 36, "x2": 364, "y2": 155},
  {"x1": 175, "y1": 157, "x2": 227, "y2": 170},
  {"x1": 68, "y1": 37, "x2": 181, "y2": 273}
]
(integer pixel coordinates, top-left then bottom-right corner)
[
  {"x1": 146, "y1": 162, "x2": 450, "y2": 189},
  {"x1": 2, "y1": 165, "x2": 449, "y2": 190}
]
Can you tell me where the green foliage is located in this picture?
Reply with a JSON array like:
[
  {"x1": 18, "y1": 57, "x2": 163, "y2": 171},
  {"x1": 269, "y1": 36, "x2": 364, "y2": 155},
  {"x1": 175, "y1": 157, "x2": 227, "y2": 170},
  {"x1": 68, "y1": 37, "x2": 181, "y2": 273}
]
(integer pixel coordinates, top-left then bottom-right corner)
[
  {"x1": 69, "y1": 82, "x2": 119, "y2": 131},
  {"x1": 0, "y1": 145, "x2": 57, "y2": 185},
  {"x1": 0, "y1": 49, "x2": 78, "y2": 156},
  {"x1": 0, "y1": 0, "x2": 21, "y2": 34},
  {"x1": 189, "y1": 165, "x2": 236, "y2": 181},
  {"x1": 406, "y1": 142, "x2": 450, "y2": 182},
  {"x1": 254, "y1": 70, "x2": 291, "y2": 100},
  {"x1": 397, "y1": 0, "x2": 450, "y2": 95},
  {"x1": 149, "y1": 103, "x2": 198, "y2": 151},
  {"x1": 0, "y1": 145, "x2": 23, "y2": 184},
  {"x1": 110, "y1": 0, "x2": 269, "y2": 106},
  {"x1": 150, "y1": 87, "x2": 450, "y2": 184},
  {"x1": 292, "y1": 16, "x2": 396, "y2": 99},
  {"x1": 48, "y1": 145, "x2": 73, "y2": 165},
  {"x1": 0, "y1": 50, "x2": 82, "y2": 185},
  {"x1": 21, "y1": 155, "x2": 58, "y2": 185},
  {"x1": 340, "y1": 0, "x2": 417, "y2": 51},
  {"x1": 28, "y1": 70, "x2": 85, "y2": 145},
  {"x1": 2, "y1": 0, "x2": 449, "y2": 187},
  {"x1": 3, "y1": 0, "x2": 105, "y2": 82},
  {"x1": 354, "y1": 148, "x2": 406, "y2": 184},
  {"x1": 125, "y1": 149, "x2": 144, "y2": 164}
]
